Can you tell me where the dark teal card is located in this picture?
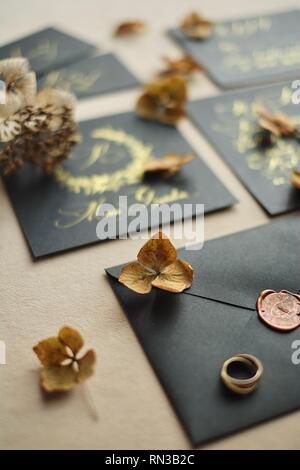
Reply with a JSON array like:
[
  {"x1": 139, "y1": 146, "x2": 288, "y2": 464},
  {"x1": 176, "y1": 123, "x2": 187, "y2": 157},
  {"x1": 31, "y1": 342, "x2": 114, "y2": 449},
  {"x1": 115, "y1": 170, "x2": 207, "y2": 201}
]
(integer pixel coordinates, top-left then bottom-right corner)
[
  {"x1": 188, "y1": 82, "x2": 300, "y2": 215},
  {"x1": 38, "y1": 53, "x2": 140, "y2": 99},
  {"x1": 169, "y1": 10, "x2": 300, "y2": 89},
  {"x1": 0, "y1": 27, "x2": 96, "y2": 76},
  {"x1": 3, "y1": 112, "x2": 236, "y2": 258}
]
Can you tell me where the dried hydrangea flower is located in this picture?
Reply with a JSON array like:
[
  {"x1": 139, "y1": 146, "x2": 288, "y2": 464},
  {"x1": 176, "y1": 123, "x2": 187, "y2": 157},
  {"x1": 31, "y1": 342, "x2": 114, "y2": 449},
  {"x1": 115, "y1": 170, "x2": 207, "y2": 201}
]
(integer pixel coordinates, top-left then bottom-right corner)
[
  {"x1": 144, "y1": 153, "x2": 194, "y2": 178},
  {"x1": 180, "y1": 12, "x2": 214, "y2": 39},
  {"x1": 256, "y1": 105, "x2": 298, "y2": 138},
  {"x1": 119, "y1": 231, "x2": 194, "y2": 294},
  {"x1": 291, "y1": 169, "x2": 300, "y2": 189},
  {"x1": 114, "y1": 20, "x2": 146, "y2": 36},
  {"x1": 160, "y1": 55, "x2": 203, "y2": 78},
  {"x1": 0, "y1": 58, "x2": 78, "y2": 175},
  {"x1": 33, "y1": 326, "x2": 96, "y2": 393},
  {"x1": 136, "y1": 76, "x2": 187, "y2": 125},
  {"x1": 0, "y1": 58, "x2": 36, "y2": 142}
]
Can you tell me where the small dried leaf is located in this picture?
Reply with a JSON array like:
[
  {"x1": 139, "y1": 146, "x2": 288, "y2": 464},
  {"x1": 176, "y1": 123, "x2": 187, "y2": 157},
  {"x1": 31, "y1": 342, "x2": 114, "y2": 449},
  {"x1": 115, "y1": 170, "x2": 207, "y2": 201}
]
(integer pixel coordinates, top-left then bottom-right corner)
[
  {"x1": 33, "y1": 326, "x2": 96, "y2": 393},
  {"x1": 180, "y1": 12, "x2": 214, "y2": 39},
  {"x1": 152, "y1": 260, "x2": 194, "y2": 293},
  {"x1": 136, "y1": 76, "x2": 187, "y2": 125},
  {"x1": 114, "y1": 21, "x2": 146, "y2": 36},
  {"x1": 256, "y1": 105, "x2": 297, "y2": 137},
  {"x1": 77, "y1": 350, "x2": 97, "y2": 383},
  {"x1": 41, "y1": 365, "x2": 77, "y2": 392},
  {"x1": 33, "y1": 337, "x2": 68, "y2": 366},
  {"x1": 291, "y1": 169, "x2": 300, "y2": 189},
  {"x1": 144, "y1": 153, "x2": 194, "y2": 178},
  {"x1": 118, "y1": 231, "x2": 194, "y2": 294},
  {"x1": 119, "y1": 261, "x2": 156, "y2": 294},
  {"x1": 59, "y1": 326, "x2": 84, "y2": 355},
  {"x1": 160, "y1": 55, "x2": 203, "y2": 77}
]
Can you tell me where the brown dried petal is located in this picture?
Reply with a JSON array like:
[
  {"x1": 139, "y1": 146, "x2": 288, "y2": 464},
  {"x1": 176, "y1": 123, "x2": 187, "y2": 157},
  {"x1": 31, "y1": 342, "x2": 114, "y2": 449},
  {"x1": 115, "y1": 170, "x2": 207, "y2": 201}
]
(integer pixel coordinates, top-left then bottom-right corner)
[
  {"x1": 152, "y1": 259, "x2": 194, "y2": 293},
  {"x1": 0, "y1": 117, "x2": 21, "y2": 142},
  {"x1": 161, "y1": 55, "x2": 203, "y2": 77},
  {"x1": 137, "y1": 231, "x2": 177, "y2": 273},
  {"x1": 33, "y1": 337, "x2": 68, "y2": 366},
  {"x1": 114, "y1": 21, "x2": 146, "y2": 36},
  {"x1": 119, "y1": 261, "x2": 156, "y2": 294},
  {"x1": 291, "y1": 169, "x2": 300, "y2": 189},
  {"x1": 77, "y1": 349, "x2": 96, "y2": 383},
  {"x1": 41, "y1": 364, "x2": 77, "y2": 392},
  {"x1": 257, "y1": 105, "x2": 297, "y2": 137},
  {"x1": 58, "y1": 326, "x2": 84, "y2": 355},
  {"x1": 180, "y1": 12, "x2": 213, "y2": 39},
  {"x1": 144, "y1": 153, "x2": 194, "y2": 177}
]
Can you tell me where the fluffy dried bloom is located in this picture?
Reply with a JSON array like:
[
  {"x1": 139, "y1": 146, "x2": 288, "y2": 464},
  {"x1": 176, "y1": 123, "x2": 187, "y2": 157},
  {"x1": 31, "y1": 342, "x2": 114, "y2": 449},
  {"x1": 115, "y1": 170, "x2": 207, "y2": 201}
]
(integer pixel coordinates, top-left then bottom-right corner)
[
  {"x1": 114, "y1": 20, "x2": 146, "y2": 36},
  {"x1": 256, "y1": 105, "x2": 298, "y2": 138},
  {"x1": 0, "y1": 58, "x2": 36, "y2": 141},
  {"x1": 0, "y1": 86, "x2": 78, "y2": 176},
  {"x1": 33, "y1": 326, "x2": 96, "y2": 393},
  {"x1": 119, "y1": 231, "x2": 194, "y2": 294},
  {"x1": 160, "y1": 55, "x2": 203, "y2": 78},
  {"x1": 180, "y1": 12, "x2": 214, "y2": 39},
  {"x1": 144, "y1": 153, "x2": 194, "y2": 178},
  {"x1": 291, "y1": 169, "x2": 300, "y2": 189},
  {"x1": 136, "y1": 76, "x2": 187, "y2": 125}
]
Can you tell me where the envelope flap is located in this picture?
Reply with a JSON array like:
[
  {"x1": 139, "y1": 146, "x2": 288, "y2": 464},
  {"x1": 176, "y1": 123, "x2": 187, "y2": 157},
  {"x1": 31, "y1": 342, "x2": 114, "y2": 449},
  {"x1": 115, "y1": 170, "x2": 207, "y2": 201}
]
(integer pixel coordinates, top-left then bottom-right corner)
[
  {"x1": 106, "y1": 217, "x2": 300, "y2": 311},
  {"x1": 183, "y1": 217, "x2": 300, "y2": 310}
]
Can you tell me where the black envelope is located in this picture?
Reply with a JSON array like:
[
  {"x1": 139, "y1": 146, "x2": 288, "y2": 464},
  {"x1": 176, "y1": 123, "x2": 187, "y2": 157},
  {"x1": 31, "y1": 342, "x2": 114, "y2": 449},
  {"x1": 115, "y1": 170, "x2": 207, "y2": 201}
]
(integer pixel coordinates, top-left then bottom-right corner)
[
  {"x1": 0, "y1": 27, "x2": 96, "y2": 76},
  {"x1": 188, "y1": 82, "x2": 300, "y2": 216},
  {"x1": 106, "y1": 217, "x2": 300, "y2": 445},
  {"x1": 38, "y1": 53, "x2": 140, "y2": 99},
  {"x1": 168, "y1": 9, "x2": 300, "y2": 89},
  {"x1": 3, "y1": 111, "x2": 235, "y2": 258}
]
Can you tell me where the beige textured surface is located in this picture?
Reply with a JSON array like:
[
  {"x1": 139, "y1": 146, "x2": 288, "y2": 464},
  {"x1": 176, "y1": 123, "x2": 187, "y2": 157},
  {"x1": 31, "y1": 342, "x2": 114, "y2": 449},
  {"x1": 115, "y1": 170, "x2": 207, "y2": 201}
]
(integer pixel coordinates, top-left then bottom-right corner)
[{"x1": 1, "y1": 0, "x2": 300, "y2": 450}]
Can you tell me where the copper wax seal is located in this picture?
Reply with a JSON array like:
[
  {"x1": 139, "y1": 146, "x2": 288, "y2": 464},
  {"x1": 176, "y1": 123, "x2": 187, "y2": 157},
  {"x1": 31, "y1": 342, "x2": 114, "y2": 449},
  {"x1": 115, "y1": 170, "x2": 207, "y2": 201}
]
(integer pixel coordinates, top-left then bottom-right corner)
[{"x1": 257, "y1": 290, "x2": 300, "y2": 331}]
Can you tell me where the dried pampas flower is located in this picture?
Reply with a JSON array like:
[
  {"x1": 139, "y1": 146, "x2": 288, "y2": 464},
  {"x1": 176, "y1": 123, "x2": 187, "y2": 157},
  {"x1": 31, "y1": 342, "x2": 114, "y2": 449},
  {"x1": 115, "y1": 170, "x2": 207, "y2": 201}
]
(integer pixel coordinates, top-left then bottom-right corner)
[
  {"x1": 136, "y1": 75, "x2": 187, "y2": 125},
  {"x1": 0, "y1": 58, "x2": 36, "y2": 141},
  {"x1": 256, "y1": 105, "x2": 298, "y2": 138},
  {"x1": 160, "y1": 55, "x2": 203, "y2": 78},
  {"x1": 291, "y1": 169, "x2": 300, "y2": 189},
  {"x1": 0, "y1": 58, "x2": 78, "y2": 176},
  {"x1": 119, "y1": 231, "x2": 194, "y2": 294},
  {"x1": 114, "y1": 20, "x2": 146, "y2": 36},
  {"x1": 33, "y1": 326, "x2": 96, "y2": 393},
  {"x1": 144, "y1": 153, "x2": 195, "y2": 178},
  {"x1": 180, "y1": 12, "x2": 214, "y2": 39}
]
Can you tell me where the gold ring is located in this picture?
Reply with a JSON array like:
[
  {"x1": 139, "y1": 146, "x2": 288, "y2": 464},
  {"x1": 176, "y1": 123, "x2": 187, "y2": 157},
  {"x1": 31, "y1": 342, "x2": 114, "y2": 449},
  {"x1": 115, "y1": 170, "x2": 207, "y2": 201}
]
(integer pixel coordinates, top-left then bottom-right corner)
[{"x1": 221, "y1": 354, "x2": 263, "y2": 395}]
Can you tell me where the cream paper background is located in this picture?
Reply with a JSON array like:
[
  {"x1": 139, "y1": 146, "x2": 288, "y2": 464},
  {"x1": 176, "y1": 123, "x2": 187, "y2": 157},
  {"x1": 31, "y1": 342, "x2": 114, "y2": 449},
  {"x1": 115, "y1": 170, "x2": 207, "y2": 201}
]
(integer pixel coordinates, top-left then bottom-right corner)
[{"x1": 0, "y1": 0, "x2": 299, "y2": 450}]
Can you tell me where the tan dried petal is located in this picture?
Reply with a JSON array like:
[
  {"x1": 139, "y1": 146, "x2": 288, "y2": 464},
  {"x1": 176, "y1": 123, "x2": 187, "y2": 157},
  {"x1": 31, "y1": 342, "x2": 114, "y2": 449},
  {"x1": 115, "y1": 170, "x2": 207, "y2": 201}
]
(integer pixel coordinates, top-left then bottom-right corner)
[
  {"x1": 291, "y1": 169, "x2": 300, "y2": 189},
  {"x1": 161, "y1": 55, "x2": 203, "y2": 77},
  {"x1": 119, "y1": 261, "x2": 156, "y2": 294},
  {"x1": 180, "y1": 12, "x2": 213, "y2": 39},
  {"x1": 152, "y1": 259, "x2": 194, "y2": 292},
  {"x1": 41, "y1": 365, "x2": 77, "y2": 392},
  {"x1": 77, "y1": 349, "x2": 96, "y2": 383},
  {"x1": 137, "y1": 231, "x2": 177, "y2": 273},
  {"x1": 36, "y1": 88, "x2": 76, "y2": 112},
  {"x1": 144, "y1": 153, "x2": 194, "y2": 177},
  {"x1": 33, "y1": 337, "x2": 68, "y2": 366},
  {"x1": 257, "y1": 105, "x2": 297, "y2": 137},
  {"x1": 0, "y1": 116, "x2": 21, "y2": 142},
  {"x1": 136, "y1": 76, "x2": 187, "y2": 125},
  {"x1": 59, "y1": 326, "x2": 84, "y2": 355},
  {"x1": 114, "y1": 21, "x2": 146, "y2": 36}
]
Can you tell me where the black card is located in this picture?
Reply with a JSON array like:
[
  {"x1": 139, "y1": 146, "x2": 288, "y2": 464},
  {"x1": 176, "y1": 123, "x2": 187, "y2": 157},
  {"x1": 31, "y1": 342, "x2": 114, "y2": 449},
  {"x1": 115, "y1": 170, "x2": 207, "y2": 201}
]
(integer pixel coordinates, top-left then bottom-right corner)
[
  {"x1": 106, "y1": 216, "x2": 300, "y2": 445},
  {"x1": 169, "y1": 10, "x2": 300, "y2": 89},
  {"x1": 0, "y1": 27, "x2": 96, "y2": 76},
  {"x1": 37, "y1": 53, "x2": 140, "y2": 99},
  {"x1": 4, "y1": 112, "x2": 236, "y2": 258},
  {"x1": 188, "y1": 82, "x2": 300, "y2": 215}
]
